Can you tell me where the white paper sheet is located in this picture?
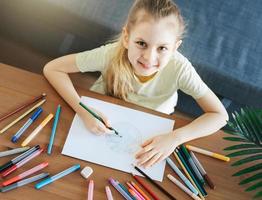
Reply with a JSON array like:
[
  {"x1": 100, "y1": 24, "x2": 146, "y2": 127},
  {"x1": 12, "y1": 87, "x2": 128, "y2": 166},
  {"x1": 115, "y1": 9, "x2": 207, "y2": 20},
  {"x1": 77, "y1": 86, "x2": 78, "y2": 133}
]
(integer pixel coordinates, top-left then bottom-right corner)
[{"x1": 62, "y1": 96, "x2": 175, "y2": 181}]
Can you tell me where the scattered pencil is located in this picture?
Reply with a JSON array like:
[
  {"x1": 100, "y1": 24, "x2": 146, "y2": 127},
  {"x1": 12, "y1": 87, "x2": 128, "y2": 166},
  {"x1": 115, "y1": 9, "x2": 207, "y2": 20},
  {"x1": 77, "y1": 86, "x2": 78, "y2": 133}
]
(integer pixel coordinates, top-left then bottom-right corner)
[
  {"x1": 186, "y1": 145, "x2": 230, "y2": 162},
  {"x1": 0, "y1": 93, "x2": 46, "y2": 123}
]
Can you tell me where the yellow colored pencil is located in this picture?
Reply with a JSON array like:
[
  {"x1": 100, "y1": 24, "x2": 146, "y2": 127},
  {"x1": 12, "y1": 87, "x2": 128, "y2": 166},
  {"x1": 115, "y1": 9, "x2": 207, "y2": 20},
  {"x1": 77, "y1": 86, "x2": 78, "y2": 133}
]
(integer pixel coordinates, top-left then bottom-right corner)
[
  {"x1": 21, "y1": 113, "x2": 53, "y2": 147},
  {"x1": 173, "y1": 151, "x2": 205, "y2": 200},
  {"x1": 0, "y1": 99, "x2": 46, "y2": 134},
  {"x1": 186, "y1": 145, "x2": 230, "y2": 162}
]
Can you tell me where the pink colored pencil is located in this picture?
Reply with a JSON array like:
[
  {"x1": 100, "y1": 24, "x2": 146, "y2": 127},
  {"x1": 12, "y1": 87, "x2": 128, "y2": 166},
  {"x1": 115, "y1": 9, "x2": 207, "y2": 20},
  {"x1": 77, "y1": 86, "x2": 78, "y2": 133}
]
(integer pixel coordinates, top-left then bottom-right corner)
[
  {"x1": 105, "y1": 186, "x2": 114, "y2": 200},
  {"x1": 129, "y1": 188, "x2": 143, "y2": 200},
  {"x1": 127, "y1": 182, "x2": 145, "y2": 200},
  {"x1": 87, "y1": 180, "x2": 94, "y2": 200},
  {"x1": 2, "y1": 161, "x2": 48, "y2": 186},
  {"x1": 1, "y1": 148, "x2": 43, "y2": 177}
]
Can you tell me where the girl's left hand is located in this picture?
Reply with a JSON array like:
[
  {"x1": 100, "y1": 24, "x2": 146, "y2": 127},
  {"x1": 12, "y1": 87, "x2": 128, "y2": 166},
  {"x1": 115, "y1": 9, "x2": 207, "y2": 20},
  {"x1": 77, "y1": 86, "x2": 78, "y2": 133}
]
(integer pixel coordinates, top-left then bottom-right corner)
[{"x1": 135, "y1": 133, "x2": 178, "y2": 168}]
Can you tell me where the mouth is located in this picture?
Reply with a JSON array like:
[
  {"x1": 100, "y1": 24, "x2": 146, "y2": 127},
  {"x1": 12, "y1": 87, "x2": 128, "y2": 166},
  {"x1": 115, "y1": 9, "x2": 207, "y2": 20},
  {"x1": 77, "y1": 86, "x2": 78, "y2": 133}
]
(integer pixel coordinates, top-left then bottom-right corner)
[{"x1": 138, "y1": 61, "x2": 156, "y2": 69}]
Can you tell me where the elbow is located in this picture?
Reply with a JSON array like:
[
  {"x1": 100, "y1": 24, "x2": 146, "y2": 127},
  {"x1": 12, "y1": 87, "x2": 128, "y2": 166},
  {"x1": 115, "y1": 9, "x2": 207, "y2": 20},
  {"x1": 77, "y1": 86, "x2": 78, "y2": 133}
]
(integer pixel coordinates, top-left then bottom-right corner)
[{"x1": 220, "y1": 109, "x2": 229, "y2": 126}]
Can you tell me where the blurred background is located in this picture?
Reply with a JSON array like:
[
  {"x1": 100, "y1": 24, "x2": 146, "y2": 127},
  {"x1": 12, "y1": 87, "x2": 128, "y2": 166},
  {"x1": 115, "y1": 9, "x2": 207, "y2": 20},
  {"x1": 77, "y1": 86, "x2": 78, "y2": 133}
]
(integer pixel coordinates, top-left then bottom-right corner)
[{"x1": 1, "y1": 0, "x2": 261, "y2": 118}]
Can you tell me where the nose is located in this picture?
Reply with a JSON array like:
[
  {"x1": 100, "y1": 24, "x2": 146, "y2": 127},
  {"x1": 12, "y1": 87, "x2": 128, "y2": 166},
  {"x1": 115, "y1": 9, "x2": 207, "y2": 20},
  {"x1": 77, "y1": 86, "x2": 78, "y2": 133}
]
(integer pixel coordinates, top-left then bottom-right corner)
[{"x1": 142, "y1": 48, "x2": 157, "y2": 65}]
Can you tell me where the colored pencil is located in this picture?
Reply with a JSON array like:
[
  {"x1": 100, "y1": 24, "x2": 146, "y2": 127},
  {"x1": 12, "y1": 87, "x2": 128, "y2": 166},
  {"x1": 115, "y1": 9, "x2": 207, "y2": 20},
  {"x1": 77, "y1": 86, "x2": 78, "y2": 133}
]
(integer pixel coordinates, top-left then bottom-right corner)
[
  {"x1": 79, "y1": 102, "x2": 121, "y2": 137},
  {"x1": 166, "y1": 157, "x2": 198, "y2": 195},
  {"x1": 167, "y1": 174, "x2": 201, "y2": 200},
  {"x1": 0, "y1": 173, "x2": 49, "y2": 192},
  {"x1": 130, "y1": 181, "x2": 151, "y2": 200},
  {"x1": 2, "y1": 148, "x2": 44, "y2": 177},
  {"x1": 105, "y1": 186, "x2": 114, "y2": 200},
  {"x1": 127, "y1": 182, "x2": 145, "y2": 200},
  {"x1": 0, "y1": 93, "x2": 46, "y2": 123},
  {"x1": 132, "y1": 173, "x2": 160, "y2": 200},
  {"x1": 186, "y1": 145, "x2": 230, "y2": 162},
  {"x1": 129, "y1": 188, "x2": 143, "y2": 200},
  {"x1": 35, "y1": 164, "x2": 80, "y2": 189},
  {"x1": 21, "y1": 113, "x2": 53, "y2": 147},
  {"x1": 87, "y1": 180, "x2": 94, "y2": 200},
  {"x1": 2, "y1": 162, "x2": 48, "y2": 186},
  {"x1": 0, "y1": 99, "x2": 46, "y2": 134},
  {"x1": 0, "y1": 145, "x2": 40, "y2": 172},
  {"x1": 109, "y1": 178, "x2": 133, "y2": 200},
  {"x1": 11, "y1": 107, "x2": 43, "y2": 143},
  {"x1": 47, "y1": 105, "x2": 61, "y2": 154},
  {"x1": 190, "y1": 151, "x2": 215, "y2": 189},
  {"x1": 173, "y1": 151, "x2": 204, "y2": 200},
  {"x1": 0, "y1": 146, "x2": 30, "y2": 158},
  {"x1": 134, "y1": 166, "x2": 176, "y2": 200},
  {"x1": 177, "y1": 148, "x2": 207, "y2": 196},
  {"x1": 180, "y1": 145, "x2": 205, "y2": 185}
]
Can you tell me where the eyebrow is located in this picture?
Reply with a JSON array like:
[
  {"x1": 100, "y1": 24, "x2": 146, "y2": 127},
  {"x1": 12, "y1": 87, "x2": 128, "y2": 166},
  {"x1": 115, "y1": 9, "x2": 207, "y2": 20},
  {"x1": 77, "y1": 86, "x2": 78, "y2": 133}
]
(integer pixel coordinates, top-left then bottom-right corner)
[{"x1": 135, "y1": 38, "x2": 170, "y2": 46}]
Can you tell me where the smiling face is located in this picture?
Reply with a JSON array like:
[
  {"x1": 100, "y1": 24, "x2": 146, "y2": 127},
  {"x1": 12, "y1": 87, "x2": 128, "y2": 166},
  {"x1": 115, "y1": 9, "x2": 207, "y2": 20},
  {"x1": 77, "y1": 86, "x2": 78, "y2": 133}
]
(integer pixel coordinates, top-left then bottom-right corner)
[{"x1": 123, "y1": 11, "x2": 182, "y2": 76}]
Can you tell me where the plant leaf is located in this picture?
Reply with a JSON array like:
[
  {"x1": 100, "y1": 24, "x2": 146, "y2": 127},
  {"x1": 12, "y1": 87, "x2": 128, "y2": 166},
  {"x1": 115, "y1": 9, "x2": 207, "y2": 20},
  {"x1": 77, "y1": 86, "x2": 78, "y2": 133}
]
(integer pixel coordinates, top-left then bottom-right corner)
[
  {"x1": 223, "y1": 137, "x2": 249, "y2": 142},
  {"x1": 233, "y1": 163, "x2": 262, "y2": 176},
  {"x1": 246, "y1": 108, "x2": 262, "y2": 145},
  {"x1": 231, "y1": 154, "x2": 262, "y2": 166},
  {"x1": 239, "y1": 172, "x2": 262, "y2": 185},
  {"x1": 224, "y1": 143, "x2": 258, "y2": 151},
  {"x1": 223, "y1": 128, "x2": 242, "y2": 136},
  {"x1": 242, "y1": 108, "x2": 261, "y2": 144},
  {"x1": 253, "y1": 190, "x2": 262, "y2": 199},
  {"x1": 245, "y1": 181, "x2": 262, "y2": 191},
  {"x1": 227, "y1": 149, "x2": 262, "y2": 157}
]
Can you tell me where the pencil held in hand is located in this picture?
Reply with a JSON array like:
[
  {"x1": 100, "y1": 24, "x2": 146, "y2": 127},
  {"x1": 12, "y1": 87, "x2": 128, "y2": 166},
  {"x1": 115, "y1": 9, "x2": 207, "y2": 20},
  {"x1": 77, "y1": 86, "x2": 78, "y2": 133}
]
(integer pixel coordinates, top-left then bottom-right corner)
[{"x1": 79, "y1": 102, "x2": 122, "y2": 137}]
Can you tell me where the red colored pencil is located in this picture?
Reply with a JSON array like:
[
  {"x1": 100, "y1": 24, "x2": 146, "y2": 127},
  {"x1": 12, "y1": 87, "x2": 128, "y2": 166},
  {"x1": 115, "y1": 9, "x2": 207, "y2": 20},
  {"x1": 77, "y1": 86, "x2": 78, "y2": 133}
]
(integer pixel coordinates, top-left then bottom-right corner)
[
  {"x1": 1, "y1": 148, "x2": 43, "y2": 177},
  {"x1": 132, "y1": 173, "x2": 160, "y2": 200},
  {"x1": 0, "y1": 93, "x2": 46, "y2": 122},
  {"x1": 2, "y1": 161, "x2": 48, "y2": 186}
]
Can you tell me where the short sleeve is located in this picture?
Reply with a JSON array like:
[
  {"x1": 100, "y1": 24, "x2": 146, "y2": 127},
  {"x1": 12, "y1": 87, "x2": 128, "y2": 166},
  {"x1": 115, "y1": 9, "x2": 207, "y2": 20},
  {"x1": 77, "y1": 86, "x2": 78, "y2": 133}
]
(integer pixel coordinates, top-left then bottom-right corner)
[
  {"x1": 76, "y1": 43, "x2": 116, "y2": 73},
  {"x1": 177, "y1": 60, "x2": 208, "y2": 99}
]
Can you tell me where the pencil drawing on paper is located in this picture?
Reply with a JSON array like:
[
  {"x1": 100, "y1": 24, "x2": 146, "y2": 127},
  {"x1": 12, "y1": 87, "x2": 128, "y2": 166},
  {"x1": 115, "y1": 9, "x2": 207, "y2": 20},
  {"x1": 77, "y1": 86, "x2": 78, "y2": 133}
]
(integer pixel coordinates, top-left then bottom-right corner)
[{"x1": 105, "y1": 122, "x2": 142, "y2": 154}]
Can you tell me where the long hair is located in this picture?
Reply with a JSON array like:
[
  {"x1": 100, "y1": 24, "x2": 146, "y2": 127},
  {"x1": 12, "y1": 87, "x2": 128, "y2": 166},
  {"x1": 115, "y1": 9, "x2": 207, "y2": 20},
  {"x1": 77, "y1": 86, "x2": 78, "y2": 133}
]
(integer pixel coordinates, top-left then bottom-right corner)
[{"x1": 105, "y1": 0, "x2": 185, "y2": 100}]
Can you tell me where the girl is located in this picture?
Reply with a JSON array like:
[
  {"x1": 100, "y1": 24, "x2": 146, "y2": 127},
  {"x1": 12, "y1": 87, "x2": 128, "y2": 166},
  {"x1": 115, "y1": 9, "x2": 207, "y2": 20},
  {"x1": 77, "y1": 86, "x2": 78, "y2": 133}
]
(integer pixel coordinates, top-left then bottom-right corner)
[{"x1": 44, "y1": 0, "x2": 228, "y2": 168}]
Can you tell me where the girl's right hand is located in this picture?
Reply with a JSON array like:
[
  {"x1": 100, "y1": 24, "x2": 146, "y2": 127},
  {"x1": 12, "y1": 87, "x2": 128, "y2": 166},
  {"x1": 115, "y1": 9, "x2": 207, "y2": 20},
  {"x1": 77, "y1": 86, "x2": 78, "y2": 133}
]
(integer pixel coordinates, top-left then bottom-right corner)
[{"x1": 79, "y1": 107, "x2": 111, "y2": 135}]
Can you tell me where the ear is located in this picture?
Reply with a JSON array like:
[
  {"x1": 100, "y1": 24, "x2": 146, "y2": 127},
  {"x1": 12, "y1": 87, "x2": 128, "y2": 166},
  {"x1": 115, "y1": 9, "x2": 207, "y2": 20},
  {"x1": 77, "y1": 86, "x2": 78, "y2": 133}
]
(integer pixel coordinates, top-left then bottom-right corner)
[
  {"x1": 122, "y1": 26, "x2": 129, "y2": 49},
  {"x1": 174, "y1": 40, "x2": 182, "y2": 51}
]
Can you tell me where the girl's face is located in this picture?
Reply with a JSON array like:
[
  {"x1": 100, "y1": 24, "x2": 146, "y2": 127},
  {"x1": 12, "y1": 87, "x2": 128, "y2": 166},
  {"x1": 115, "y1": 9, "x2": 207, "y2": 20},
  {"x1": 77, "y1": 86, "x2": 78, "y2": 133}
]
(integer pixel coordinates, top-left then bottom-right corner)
[{"x1": 123, "y1": 13, "x2": 182, "y2": 76}]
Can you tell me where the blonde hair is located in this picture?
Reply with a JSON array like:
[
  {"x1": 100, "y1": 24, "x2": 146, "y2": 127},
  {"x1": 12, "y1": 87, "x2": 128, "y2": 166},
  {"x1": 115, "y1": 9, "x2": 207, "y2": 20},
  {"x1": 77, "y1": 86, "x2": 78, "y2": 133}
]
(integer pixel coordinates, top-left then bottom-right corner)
[{"x1": 105, "y1": 0, "x2": 185, "y2": 100}]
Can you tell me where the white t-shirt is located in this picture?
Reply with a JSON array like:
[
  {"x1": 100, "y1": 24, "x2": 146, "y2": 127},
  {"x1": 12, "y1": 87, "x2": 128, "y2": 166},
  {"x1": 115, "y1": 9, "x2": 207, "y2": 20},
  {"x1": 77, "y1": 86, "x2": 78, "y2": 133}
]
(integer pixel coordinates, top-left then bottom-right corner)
[{"x1": 76, "y1": 43, "x2": 208, "y2": 114}]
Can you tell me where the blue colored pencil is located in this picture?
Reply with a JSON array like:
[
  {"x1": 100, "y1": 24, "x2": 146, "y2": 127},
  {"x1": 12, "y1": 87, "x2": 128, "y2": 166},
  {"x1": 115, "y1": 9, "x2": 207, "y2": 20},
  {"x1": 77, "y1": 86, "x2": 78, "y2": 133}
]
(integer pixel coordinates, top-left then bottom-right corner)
[
  {"x1": 11, "y1": 107, "x2": 43, "y2": 143},
  {"x1": 47, "y1": 105, "x2": 61, "y2": 155}
]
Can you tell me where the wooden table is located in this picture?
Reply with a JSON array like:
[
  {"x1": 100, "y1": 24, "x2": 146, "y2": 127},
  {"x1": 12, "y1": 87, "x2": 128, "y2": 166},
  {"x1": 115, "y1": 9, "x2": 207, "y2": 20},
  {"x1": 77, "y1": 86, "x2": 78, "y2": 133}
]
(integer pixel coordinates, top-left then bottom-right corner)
[{"x1": 0, "y1": 63, "x2": 252, "y2": 200}]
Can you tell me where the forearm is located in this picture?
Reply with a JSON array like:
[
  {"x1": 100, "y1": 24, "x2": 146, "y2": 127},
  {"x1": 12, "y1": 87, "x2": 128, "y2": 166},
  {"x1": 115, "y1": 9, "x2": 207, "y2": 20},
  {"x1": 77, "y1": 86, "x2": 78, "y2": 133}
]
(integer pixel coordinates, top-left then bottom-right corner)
[
  {"x1": 44, "y1": 69, "x2": 85, "y2": 116},
  {"x1": 173, "y1": 112, "x2": 228, "y2": 145}
]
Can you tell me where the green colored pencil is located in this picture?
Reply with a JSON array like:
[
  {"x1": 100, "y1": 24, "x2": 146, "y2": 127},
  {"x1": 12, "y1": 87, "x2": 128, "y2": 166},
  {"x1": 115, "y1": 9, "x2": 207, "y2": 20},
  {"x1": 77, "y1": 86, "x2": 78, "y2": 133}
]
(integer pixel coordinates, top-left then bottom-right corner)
[
  {"x1": 79, "y1": 102, "x2": 122, "y2": 137},
  {"x1": 176, "y1": 148, "x2": 207, "y2": 197}
]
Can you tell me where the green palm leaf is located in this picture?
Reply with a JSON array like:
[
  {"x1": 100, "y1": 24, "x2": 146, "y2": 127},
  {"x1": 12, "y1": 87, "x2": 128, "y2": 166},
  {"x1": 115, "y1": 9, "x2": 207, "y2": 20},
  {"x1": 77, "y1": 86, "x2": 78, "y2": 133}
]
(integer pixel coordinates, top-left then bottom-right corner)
[
  {"x1": 254, "y1": 190, "x2": 262, "y2": 199},
  {"x1": 226, "y1": 149, "x2": 262, "y2": 157},
  {"x1": 223, "y1": 136, "x2": 249, "y2": 142},
  {"x1": 233, "y1": 163, "x2": 262, "y2": 176},
  {"x1": 223, "y1": 107, "x2": 262, "y2": 199},
  {"x1": 224, "y1": 143, "x2": 257, "y2": 151},
  {"x1": 231, "y1": 154, "x2": 262, "y2": 166},
  {"x1": 239, "y1": 172, "x2": 262, "y2": 185},
  {"x1": 245, "y1": 181, "x2": 262, "y2": 192}
]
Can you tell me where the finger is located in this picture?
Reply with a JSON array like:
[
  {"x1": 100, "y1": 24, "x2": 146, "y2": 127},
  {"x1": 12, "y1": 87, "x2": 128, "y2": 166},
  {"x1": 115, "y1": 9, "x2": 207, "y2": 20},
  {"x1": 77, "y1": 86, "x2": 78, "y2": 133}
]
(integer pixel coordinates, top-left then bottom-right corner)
[
  {"x1": 154, "y1": 154, "x2": 167, "y2": 165},
  {"x1": 95, "y1": 111, "x2": 111, "y2": 127},
  {"x1": 143, "y1": 153, "x2": 162, "y2": 168},
  {"x1": 137, "y1": 150, "x2": 158, "y2": 166},
  {"x1": 141, "y1": 138, "x2": 153, "y2": 147},
  {"x1": 135, "y1": 145, "x2": 154, "y2": 158},
  {"x1": 91, "y1": 126, "x2": 104, "y2": 136}
]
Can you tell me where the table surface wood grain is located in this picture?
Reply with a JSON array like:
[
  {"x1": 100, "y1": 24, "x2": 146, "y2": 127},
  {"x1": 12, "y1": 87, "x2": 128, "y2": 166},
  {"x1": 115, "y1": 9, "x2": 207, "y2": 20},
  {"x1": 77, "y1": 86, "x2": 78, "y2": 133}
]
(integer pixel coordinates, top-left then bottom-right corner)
[{"x1": 0, "y1": 63, "x2": 253, "y2": 200}]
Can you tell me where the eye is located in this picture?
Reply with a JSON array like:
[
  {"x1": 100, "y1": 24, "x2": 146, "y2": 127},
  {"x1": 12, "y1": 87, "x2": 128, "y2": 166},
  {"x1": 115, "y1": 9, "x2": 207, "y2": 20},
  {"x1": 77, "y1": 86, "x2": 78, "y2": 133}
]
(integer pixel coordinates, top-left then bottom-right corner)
[
  {"x1": 158, "y1": 46, "x2": 168, "y2": 51},
  {"x1": 136, "y1": 41, "x2": 147, "y2": 48}
]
